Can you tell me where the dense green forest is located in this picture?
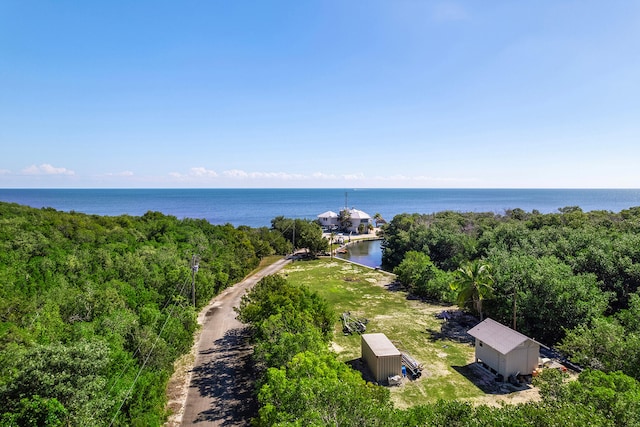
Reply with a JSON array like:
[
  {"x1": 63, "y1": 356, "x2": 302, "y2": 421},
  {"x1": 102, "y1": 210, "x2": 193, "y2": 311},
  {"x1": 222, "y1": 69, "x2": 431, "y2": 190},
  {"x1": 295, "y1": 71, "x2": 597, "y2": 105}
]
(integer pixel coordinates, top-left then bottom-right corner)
[
  {"x1": 4, "y1": 200, "x2": 640, "y2": 426},
  {"x1": 382, "y1": 206, "x2": 640, "y2": 379},
  {"x1": 0, "y1": 202, "x2": 291, "y2": 426}
]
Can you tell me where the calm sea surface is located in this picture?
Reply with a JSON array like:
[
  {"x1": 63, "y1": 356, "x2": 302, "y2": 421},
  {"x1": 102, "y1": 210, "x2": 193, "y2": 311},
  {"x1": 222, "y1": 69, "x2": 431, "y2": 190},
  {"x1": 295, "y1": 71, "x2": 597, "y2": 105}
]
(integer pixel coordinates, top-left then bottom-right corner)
[{"x1": 1, "y1": 188, "x2": 639, "y2": 228}]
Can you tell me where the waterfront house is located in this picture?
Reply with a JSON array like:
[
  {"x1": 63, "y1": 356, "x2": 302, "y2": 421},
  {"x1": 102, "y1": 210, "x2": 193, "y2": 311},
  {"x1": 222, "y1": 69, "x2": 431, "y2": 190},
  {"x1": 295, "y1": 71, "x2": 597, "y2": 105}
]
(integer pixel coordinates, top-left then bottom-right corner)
[
  {"x1": 317, "y1": 210, "x2": 339, "y2": 229},
  {"x1": 347, "y1": 208, "x2": 372, "y2": 233},
  {"x1": 318, "y1": 208, "x2": 372, "y2": 233}
]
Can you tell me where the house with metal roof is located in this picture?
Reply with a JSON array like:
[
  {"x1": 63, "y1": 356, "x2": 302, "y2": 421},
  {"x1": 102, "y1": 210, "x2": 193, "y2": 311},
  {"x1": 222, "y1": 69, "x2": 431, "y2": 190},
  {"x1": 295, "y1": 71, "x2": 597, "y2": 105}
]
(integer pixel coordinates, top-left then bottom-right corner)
[
  {"x1": 317, "y1": 210, "x2": 339, "y2": 229},
  {"x1": 347, "y1": 208, "x2": 372, "y2": 233},
  {"x1": 467, "y1": 318, "x2": 544, "y2": 380},
  {"x1": 317, "y1": 208, "x2": 372, "y2": 233}
]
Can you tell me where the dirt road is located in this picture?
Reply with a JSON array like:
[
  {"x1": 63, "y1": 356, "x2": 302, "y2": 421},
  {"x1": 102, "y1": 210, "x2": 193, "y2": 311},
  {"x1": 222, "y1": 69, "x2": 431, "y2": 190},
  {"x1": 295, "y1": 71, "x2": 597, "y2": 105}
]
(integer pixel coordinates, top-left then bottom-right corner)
[{"x1": 176, "y1": 257, "x2": 290, "y2": 426}]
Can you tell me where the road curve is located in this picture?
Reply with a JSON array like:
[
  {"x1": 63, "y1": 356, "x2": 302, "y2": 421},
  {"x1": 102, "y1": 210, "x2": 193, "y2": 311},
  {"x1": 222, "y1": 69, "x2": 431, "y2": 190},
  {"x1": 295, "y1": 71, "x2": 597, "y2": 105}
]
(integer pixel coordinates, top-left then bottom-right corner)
[{"x1": 179, "y1": 257, "x2": 291, "y2": 426}]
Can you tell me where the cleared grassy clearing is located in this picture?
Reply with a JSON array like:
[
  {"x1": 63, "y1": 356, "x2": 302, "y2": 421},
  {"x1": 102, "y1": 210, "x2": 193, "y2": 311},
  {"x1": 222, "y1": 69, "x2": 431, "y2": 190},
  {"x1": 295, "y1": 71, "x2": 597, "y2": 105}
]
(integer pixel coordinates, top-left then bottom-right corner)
[{"x1": 280, "y1": 258, "x2": 484, "y2": 408}]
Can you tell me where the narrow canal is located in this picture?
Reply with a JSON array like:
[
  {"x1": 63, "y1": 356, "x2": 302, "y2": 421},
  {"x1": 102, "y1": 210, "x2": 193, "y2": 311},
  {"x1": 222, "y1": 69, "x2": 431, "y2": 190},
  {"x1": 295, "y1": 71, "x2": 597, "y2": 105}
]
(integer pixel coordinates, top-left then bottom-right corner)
[{"x1": 335, "y1": 239, "x2": 383, "y2": 269}]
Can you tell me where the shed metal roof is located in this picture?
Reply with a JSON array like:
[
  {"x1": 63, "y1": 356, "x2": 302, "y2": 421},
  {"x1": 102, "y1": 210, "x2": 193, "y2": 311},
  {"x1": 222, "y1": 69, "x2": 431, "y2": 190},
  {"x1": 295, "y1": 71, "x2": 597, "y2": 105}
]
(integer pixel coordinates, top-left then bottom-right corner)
[
  {"x1": 467, "y1": 318, "x2": 544, "y2": 355},
  {"x1": 362, "y1": 333, "x2": 401, "y2": 357}
]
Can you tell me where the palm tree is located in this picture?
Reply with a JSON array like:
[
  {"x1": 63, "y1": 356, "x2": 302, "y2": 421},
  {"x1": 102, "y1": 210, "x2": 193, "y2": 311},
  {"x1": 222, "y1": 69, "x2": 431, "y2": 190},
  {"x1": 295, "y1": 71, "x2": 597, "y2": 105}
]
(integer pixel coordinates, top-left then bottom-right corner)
[
  {"x1": 450, "y1": 260, "x2": 494, "y2": 321},
  {"x1": 329, "y1": 231, "x2": 336, "y2": 258},
  {"x1": 373, "y1": 212, "x2": 386, "y2": 227},
  {"x1": 338, "y1": 209, "x2": 352, "y2": 232}
]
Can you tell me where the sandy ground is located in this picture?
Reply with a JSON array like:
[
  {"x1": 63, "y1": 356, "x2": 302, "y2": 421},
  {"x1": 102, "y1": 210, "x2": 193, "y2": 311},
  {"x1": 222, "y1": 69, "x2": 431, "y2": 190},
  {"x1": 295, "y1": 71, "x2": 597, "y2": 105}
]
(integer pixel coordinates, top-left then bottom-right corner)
[{"x1": 165, "y1": 258, "x2": 291, "y2": 427}]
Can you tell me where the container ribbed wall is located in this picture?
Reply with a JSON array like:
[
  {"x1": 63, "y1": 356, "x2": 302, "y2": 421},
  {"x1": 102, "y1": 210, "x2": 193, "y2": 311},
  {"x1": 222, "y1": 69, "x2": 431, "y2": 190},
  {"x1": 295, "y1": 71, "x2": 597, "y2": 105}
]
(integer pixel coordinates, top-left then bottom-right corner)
[{"x1": 361, "y1": 333, "x2": 402, "y2": 383}]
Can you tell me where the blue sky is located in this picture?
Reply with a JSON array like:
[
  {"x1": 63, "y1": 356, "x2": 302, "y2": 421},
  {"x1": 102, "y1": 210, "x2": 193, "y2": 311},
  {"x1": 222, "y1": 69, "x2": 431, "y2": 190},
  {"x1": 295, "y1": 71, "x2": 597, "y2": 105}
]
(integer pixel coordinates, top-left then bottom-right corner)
[{"x1": 1, "y1": 1, "x2": 639, "y2": 188}]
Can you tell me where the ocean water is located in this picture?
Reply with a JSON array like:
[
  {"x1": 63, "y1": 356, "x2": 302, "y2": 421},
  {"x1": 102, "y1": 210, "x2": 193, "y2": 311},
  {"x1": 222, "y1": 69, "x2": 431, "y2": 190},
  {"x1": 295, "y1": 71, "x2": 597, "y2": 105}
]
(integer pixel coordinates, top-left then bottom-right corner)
[{"x1": 1, "y1": 188, "x2": 639, "y2": 229}]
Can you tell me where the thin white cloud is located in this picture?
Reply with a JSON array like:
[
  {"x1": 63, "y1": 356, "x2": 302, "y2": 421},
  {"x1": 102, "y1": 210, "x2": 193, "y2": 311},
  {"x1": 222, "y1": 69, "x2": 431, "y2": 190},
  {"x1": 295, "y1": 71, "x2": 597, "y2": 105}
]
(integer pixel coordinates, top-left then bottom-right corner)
[
  {"x1": 0, "y1": 169, "x2": 10, "y2": 175},
  {"x1": 165, "y1": 167, "x2": 476, "y2": 187},
  {"x1": 169, "y1": 167, "x2": 218, "y2": 178},
  {"x1": 312, "y1": 172, "x2": 339, "y2": 180},
  {"x1": 190, "y1": 167, "x2": 218, "y2": 177},
  {"x1": 254, "y1": 171, "x2": 304, "y2": 180},
  {"x1": 375, "y1": 174, "x2": 476, "y2": 183},
  {"x1": 170, "y1": 168, "x2": 347, "y2": 183},
  {"x1": 105, "y1": 171, "x2": 134, "y2": 177},
  {"x1": 342, "y1": 173, "x2": 366, "y2": 181},
  {"x1": 222, "y1": 169, "x2": 249, "y2": 178},
  {"x1": 222, "y1": 170, "x2": 308, "y2": 180},
  {"x1": 22, "y1": 164, "x2": 75, "y2": 175}
]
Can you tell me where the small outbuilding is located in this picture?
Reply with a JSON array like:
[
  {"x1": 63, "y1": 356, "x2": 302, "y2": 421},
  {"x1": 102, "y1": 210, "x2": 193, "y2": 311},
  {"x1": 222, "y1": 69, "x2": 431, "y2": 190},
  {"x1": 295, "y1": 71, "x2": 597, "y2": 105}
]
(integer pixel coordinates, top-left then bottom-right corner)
[
  {"x1": 361, "y1": 333, "x2": 402, "y2": 383},
  {"x1": 467, "y1": 318, "x2": 544, "y2": 380}
]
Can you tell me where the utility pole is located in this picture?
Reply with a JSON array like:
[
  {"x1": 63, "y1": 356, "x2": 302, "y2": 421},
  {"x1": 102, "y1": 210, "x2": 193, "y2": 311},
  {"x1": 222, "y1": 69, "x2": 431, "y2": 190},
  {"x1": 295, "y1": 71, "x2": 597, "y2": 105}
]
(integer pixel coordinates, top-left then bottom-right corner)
[
  {"x1": 512, "y1": 290, "x2": 517, "y2": 330},
  {"x1": 191, "y1": 255, "x2": 199, "y2": 307}
]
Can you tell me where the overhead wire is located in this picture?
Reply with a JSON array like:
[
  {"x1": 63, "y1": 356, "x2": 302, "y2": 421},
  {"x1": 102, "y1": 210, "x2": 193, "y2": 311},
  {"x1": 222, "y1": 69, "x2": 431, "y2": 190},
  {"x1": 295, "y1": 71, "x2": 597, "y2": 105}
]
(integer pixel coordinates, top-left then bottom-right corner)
[
  {"x1": 107, "y1": 268, "x2": 194, "y2": 426},
  {"x1": 105, "y1": 273, "x2": 192, "y2": 397}
]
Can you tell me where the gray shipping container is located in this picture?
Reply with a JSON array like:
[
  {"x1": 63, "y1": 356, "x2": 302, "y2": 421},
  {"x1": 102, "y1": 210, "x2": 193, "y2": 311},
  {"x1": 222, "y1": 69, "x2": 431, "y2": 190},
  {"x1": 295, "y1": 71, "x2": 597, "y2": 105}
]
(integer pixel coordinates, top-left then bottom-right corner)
[{"x1": 361, "y1": 333, "x2": 402, "y2": 383}]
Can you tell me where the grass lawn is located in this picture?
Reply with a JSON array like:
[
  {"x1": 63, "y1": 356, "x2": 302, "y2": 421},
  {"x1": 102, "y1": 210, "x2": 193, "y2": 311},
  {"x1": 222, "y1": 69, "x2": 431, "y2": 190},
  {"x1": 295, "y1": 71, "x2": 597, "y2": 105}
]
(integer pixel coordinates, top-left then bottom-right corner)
[{"x1": 280, "y1": 258, "x2": 486, "y2": 408}]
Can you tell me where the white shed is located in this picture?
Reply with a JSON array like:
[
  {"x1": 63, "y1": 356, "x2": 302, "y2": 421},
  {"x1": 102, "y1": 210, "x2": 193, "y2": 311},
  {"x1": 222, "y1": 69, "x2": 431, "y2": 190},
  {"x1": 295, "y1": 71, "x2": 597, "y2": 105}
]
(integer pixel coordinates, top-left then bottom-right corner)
[
  {"x1": 467, "y1": 318, "x2": 544, "y2": 380},
  {"x1": 361, "y1": 333, "x2": 402, "y2": 383}
]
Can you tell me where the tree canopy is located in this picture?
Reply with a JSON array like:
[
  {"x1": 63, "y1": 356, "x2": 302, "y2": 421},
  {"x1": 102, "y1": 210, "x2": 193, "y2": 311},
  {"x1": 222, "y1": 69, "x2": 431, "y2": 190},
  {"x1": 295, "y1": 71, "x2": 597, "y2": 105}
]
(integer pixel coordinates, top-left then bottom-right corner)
[
  {"x1": 5, "y1": 200, "x2": 640, "y2": 424},
  {"x1": 0, "y1": 202, "x2": 287, "y2": 425},
  {"x1": 381, "y1": 207, "x2": 640, "y2": 374},
  {"x1": 270, "y1": 216, "x2": 327, "y2": 255}
]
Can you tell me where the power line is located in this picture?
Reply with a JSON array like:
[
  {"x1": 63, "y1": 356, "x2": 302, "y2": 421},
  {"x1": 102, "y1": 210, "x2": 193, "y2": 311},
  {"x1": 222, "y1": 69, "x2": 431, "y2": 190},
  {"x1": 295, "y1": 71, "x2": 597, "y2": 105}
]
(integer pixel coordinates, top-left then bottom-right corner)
[
  {"x1": 108, "y1": 259, "x2": 194, "y2": 426},
  {"x1": 109, "y1": 296, "x2": 181, "y2": 427},
  {"x1": 105, "y1": 273, "x2": 192, "y2": 399}
]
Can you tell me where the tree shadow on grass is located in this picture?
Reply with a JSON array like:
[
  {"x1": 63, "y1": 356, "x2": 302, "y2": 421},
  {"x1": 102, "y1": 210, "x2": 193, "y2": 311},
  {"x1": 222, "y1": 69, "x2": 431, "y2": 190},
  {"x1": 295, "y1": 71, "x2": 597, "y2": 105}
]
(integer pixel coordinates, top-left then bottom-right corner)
[
  {"x1": 424, "y1": 310, "x2": 477, "y2": 343},
  {"x1": 188, "y1": 327, "x2": 258, "y2": 425},
  {"x1": 346, "y1": 357, "x2": 377, "y2": 384},
  {"x1": 384, "y1": 281, "x2": 405, "y2": 292}
]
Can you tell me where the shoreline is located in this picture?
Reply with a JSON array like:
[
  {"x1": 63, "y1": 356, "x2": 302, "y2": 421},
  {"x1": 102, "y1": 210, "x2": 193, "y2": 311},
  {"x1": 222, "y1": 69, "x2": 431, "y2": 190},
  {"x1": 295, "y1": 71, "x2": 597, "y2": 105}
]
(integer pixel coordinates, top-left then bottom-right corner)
[
  {"x1": 325, "y1": 232, "x2": 385, "y2": 271},
  {"x1": 323, "y1": 227, "x2": 382, "y2": 255}
]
